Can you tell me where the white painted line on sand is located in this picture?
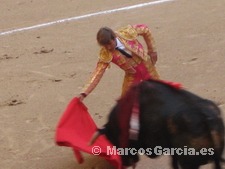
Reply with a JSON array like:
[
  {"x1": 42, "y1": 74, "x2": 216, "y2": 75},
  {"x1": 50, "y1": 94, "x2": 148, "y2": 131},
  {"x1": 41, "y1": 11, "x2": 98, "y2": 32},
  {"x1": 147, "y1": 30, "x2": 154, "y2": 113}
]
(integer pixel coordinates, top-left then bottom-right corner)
[{"x1": 0, "y1": 0, "x2": 174, "y2": 36}]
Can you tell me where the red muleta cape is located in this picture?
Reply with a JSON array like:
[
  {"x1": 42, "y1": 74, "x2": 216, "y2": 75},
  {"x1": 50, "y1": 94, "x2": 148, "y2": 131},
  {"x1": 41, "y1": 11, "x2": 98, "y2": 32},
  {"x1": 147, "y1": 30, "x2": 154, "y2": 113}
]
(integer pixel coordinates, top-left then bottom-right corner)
[{"x1": 55, "y1": 97, "x2": 122, "y2": 169}]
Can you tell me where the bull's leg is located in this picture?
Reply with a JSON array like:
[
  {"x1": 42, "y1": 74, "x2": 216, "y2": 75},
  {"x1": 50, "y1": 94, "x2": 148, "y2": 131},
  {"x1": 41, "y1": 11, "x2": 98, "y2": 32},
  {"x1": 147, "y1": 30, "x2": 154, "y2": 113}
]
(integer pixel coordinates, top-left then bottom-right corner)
[
  {"x1": 171, "y1": 155, "x2": 179, "y2": 169},
  {"x1": 213, "y1": 149, "x2": 222, "y2": 169},
  {"x1": 214, "y1": 156, "x2": 222, "y2": 169},
  {"x1": 214, "y1": 163, "x2": 222, "y2": 169},
  {"x1": 121, "y1": 153, "x2": 139, "y2": 168},
  {"x1": 179, "y1": 161, "x2": 200, "y2": 169}
]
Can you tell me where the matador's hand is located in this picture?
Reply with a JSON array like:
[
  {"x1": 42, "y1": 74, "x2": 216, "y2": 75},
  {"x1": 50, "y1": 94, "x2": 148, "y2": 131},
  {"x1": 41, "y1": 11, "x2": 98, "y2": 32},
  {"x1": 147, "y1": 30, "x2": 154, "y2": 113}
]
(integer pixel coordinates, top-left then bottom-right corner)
[
  {"x1": 78, "y1": 93, "x2": 86, "y2": 101},
  {"x1": 148, "y1": 51, "x2": 158, "y2": 65}
]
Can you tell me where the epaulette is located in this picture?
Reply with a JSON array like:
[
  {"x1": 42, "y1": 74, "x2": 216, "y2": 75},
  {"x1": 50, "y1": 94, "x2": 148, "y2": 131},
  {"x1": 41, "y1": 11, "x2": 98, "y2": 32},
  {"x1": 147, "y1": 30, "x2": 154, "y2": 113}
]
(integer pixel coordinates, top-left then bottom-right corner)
[
  {"x1": 116, "y1": 25, "x2": 138, "y2": 41},
  {"x1": 98, "y1": 47, "x2": 113, "y2": 63}
]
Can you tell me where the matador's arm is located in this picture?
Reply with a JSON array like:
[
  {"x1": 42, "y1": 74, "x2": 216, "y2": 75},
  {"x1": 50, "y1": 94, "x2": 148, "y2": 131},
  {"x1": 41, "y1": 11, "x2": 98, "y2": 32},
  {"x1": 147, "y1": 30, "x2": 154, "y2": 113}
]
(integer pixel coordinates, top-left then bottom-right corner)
[
  {"x1": 81, "y1": 61, "x2": 109, "y2": 97},
  {"x1": 132, "y1": 24, "x2": 157, "y2": 65},
  {"x1": 132, "y1": 24, "x2": 156, "y2": 53}
]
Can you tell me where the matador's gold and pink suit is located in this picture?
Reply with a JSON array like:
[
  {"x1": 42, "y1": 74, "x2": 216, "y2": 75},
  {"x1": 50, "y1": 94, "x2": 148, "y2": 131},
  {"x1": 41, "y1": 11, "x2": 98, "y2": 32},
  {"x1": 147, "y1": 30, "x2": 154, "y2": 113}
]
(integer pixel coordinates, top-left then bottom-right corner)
[{"x1": 81, "y1": 24, "x2": 160, "y2": 97}]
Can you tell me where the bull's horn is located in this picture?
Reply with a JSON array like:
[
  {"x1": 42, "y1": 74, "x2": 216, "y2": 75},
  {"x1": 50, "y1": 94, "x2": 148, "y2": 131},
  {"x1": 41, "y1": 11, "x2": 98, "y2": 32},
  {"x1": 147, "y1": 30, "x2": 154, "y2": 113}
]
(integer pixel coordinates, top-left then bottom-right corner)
[{"x1": 88, "y1": 131, "x2": 101, "y2": 146}]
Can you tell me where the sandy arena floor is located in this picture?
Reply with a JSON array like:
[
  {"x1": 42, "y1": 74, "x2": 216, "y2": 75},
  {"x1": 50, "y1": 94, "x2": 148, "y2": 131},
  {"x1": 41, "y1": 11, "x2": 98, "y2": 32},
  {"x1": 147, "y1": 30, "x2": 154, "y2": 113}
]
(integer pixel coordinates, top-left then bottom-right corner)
[{"x1": 1, "y1": 0, "x2": 225, "y2": 168}]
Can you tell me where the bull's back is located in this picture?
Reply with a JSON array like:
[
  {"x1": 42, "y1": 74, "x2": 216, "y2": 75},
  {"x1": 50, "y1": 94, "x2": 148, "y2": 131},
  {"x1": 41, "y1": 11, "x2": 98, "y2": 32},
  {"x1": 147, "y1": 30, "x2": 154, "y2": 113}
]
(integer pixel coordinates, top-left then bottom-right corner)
[{"x1": 138, "y1": 80, "x2": 224, "y2": 164}]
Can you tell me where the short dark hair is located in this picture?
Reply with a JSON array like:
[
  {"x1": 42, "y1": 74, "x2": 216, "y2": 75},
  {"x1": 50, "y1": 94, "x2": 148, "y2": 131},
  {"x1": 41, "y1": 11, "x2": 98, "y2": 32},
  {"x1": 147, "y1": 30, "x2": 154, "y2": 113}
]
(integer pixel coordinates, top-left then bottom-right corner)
[{"x1": 96, "y1": 27, "x2": 116, "y2": 46}]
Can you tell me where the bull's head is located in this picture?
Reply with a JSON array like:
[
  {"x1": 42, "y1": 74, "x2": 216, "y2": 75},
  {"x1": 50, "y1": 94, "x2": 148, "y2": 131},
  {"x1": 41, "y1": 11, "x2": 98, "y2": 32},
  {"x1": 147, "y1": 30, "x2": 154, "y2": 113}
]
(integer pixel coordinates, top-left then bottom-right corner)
[
  {"x1": 88, "y1": 127, "x2": 105, "y2": 146},
  {"x1": 89, "y1": 126, "x2": 139, "y2": 169}
]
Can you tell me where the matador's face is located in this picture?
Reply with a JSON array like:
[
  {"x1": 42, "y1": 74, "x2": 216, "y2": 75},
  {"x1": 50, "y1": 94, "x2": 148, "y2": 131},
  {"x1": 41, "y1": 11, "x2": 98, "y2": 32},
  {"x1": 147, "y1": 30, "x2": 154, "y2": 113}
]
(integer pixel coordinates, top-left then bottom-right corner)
[{"x1": 103, "y1": 39, "x2": 117, "y2": 52}]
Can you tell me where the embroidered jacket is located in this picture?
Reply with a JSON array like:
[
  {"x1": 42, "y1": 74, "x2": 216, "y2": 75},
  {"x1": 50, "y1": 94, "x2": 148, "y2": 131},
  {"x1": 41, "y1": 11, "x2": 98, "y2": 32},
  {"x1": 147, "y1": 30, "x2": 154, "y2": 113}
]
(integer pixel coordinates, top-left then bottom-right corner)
[{"x1": 81, "y1": 24, "x2": 159, "y2": 96}]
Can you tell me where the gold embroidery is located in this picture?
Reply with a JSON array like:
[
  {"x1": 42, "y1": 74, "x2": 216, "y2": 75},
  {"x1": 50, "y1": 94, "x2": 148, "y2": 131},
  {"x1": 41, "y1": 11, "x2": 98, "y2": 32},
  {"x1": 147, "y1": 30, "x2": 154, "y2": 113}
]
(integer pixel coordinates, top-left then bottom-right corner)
[
  {"x1": 135, "y1": 25, "x2": 156, "y2": 52},
  {"x1": 98, "y1": 47, "x2": 113, "y2": 63},
  {"x1": 121, "y1": 73, "x2": 135, "y2": 96},
  {"x1": 82, "y1": 24, "x2": 159, "y2": 97},
  {"x1": 81, "y1": 62, "x2": 109, "y2": 95},
  {"x1": 130, "y1": 54, "x2": 142, "y2": 65},
  {"x1": 116, "y1": 25, "x2": 151, "y2": 61},
  {"x1": 115, "y1": 25, "x2": 138, "y2": 40},
  {"x1": 144, "y1": 57, "x2": 160, "y2": 79}
]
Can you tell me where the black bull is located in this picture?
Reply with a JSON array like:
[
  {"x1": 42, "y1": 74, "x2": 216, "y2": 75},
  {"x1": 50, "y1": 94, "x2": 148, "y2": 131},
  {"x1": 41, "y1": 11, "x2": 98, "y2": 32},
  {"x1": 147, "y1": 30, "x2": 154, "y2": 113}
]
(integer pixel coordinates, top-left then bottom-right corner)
[{"x1": 90, "y1": 80, "x2": 225, "y2": 169}]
